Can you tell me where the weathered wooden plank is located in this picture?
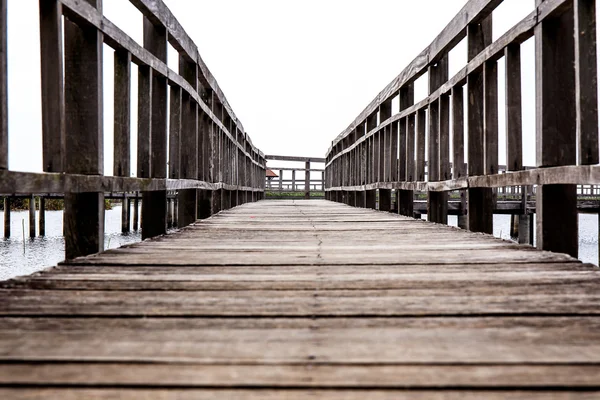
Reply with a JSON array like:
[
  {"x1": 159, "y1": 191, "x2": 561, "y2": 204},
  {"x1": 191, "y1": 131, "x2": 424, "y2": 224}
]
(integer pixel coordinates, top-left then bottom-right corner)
[
  {"x1": 2, "y1": 363, "x2": 600, "y2": 388},
  {"x1": 3, "y1": 389, "x2": 600, "y2": 400}
]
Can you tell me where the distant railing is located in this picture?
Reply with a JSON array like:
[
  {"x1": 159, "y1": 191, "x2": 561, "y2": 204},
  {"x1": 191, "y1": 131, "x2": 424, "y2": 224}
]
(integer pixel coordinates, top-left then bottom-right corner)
[
  {"x1": 0, "y1": 0, "x2": 266, "y2": 259},
  {"x1": 325, "y1": 0, "x2": 598, "y2": 259},
  {"x1": 265, "y1": 155, "x2": 325, "y2": 199}
]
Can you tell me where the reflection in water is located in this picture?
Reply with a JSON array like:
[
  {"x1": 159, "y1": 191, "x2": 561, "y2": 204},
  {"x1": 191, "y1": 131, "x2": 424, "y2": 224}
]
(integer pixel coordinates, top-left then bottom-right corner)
[
  {"x1": 448, "y1": 214, "x2": 599, "y2": 266},
  {"x1": 0, "y1": 205, "x2": 142, "y2": 281}
]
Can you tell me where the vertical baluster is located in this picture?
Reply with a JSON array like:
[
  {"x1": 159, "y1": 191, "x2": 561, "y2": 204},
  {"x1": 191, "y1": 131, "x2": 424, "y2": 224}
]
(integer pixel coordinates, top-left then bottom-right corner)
[
  {"x1": 575, "y1": 0, "x2": 599, "y2": 165},
  {"x1": 400, "y1": 84, "x2": 415, "y2": 217},
  {"x1": 28, "y1": 195, "x2": 35, "y2": 238},
  {"x1": 140, "y1": 18, "x2": 168, "y2": 239},
  {"x1": 305, "y1": 161, "x2": 311, "y2": 200},
  {"x1": 535, "y1": 0, "x2": 578, "y2": 257},
  {"x1": 63, "y1": 0, "x2": 104, "y2": 259},
  {"x1": 178, "y1": 55, "x2": 199, "y2": 227},
  {"x1": 467, "y1": 15, "x2": 493, "y2": 234},
  {"x1": 379, "y1": 101, "x2": 392, "y2": 211},
  {"x1": 38, "y1": 197, "x2": 45, "y2": 237},
  {"x1": 428, "y1": 54, "x2": 449, "y2": 224},
  {"x1": 39, "y1": 0, "x2": 64, "y2": 173},
  {"x1": 3, "y1": 196, "x2": 9, "y2": 238},
  {"x1": 416, "y1": 109, "x2": 426, "y2": 182}
]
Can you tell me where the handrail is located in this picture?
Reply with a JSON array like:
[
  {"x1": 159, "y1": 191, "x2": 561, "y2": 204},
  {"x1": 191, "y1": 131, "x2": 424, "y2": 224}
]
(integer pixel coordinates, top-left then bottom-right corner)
[
  {"x1": 265, "y1": 155, "x2": 325, "y2": 199},
  {"x1": 324, "y1": 0, "x2": 598, "y2": 259},
  {"x1": 0, "y1": 0, "x2": 267, "y2": 259}
]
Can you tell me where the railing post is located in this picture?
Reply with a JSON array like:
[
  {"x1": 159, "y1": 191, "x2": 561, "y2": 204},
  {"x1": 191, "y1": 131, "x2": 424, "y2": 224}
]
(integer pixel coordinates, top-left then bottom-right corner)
[
  {"x1": 379, "y1": 101, "x2": 392, "y2": 211},
  {"x1": 133, "y1": 194, "x2": 139, "y2": 231},
  {"x1": 121, "y1": 193, "x2": 129, "y2": 233},
  {"x1": 39, "y1": 0, "x2": 64, "y2": 173},
  {"x1": 178, "y1": 55, "x2": 199, "y2": 227},
  {"x1": 399, "y1": 84, "x2": 415, "y2": 217},
  {"x1": 63, "y1": 0, "x2": 104, "y2": 259},
  {"x1": 3, "y1": 196, "x2": 9, "y2": 238},
  {"x1": 28, "y1": 195, "x2": 35, "y2": 238},
  {"x1": 305, "y1": 161, "x2": 310, "y2": 199},
  {"x1": 535, "y1": 0, "x2": 578, "y2": 257},
  {"x1": 467, "y1": 15, "x2": 494, "y2": 234},
  {"x1": 38, "y1": 197, "x2": 45, "y2": 237},
  {"x1": 140, "y1": 17, "x2": 168, "y2": 239},
  {"x1": 197, "y1": 113, "x2": 212, "y2": 219},
  {"x1": 428, "y1": 54, "x2": 449, "y2": 224}
]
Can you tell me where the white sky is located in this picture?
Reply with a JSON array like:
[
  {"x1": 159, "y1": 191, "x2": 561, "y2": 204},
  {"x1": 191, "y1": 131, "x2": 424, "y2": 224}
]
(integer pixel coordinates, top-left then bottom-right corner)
[{"x1": 6, "y1": 0, "x2": 539, "y2": 176}]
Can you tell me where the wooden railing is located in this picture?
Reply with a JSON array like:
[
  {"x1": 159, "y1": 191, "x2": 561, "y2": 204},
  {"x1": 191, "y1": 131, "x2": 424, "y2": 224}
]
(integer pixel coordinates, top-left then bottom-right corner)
[
  {"x1": 0, "y1": 0, "x2": 266, "y2": 259},
  {"x1": 325, "y1": 0, "x2": 598, "y2": 259},
  {"x1": 265, "y1": 155, "x2": 325, "y2": 199}
]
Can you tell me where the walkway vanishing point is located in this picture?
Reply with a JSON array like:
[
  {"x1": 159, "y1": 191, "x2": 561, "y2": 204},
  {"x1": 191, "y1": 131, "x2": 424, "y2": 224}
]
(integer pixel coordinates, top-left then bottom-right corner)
[
  {"x1": 3, "y1": 0, "x2": 600, "y2": 397},
  {"x1": 2, "y1": 200, "x2": 600, "y2": 399}
]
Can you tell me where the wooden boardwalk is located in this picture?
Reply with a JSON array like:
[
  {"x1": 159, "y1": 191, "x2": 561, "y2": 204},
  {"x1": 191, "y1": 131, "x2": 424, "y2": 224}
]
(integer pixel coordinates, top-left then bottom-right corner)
[{"x1": 1, "y1": 199, "x2": 600, "y2": 398}]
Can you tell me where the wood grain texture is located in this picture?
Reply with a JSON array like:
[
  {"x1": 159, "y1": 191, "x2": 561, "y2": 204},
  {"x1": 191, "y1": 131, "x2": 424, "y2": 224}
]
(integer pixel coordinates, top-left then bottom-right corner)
[{"x1": 2, "y1": 200, "x2": 600, "y2": 395}]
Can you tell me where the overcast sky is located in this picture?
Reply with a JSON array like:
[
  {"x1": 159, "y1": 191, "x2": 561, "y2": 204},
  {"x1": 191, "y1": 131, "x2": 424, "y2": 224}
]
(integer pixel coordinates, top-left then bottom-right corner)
[{"x1": 6, "y1": 0, "x2": 537, "y2": 175}]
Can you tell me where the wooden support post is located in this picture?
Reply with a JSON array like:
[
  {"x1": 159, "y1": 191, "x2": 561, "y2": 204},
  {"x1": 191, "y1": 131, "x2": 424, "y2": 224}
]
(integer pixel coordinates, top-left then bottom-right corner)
[
  {"x1": 510, "y1": 214, "x2": 519, "y2": 238},
  {"x1": 213, "y1": 189, "x2": 222, "y2": 214},
  {"x1": 177, "y1": 55, "x2": 198, "y2": 228},
  {"x1": 428, "y1": 55, "x2": 449, "y2": 225},
  {"x1": 133, "y1": 195, "x2": 139, "y2": 231},
  {"x1": 114, "y1": 50, "x2": 131, "y2": 178},
  {"x1": 38, "y1": 197, "x2": 45, "y2": 237},
  {"x1": 416, "y1": 110, "x2": 426, "y2": 182},
  {"x1": 121, "y1": 193, "x2": 128, "y2": 233},
  {"x1": 398, "y1": 190, "x2": 413, "y2": 217},
  {"x1": 63, "y1": 3, "x2": 104, "y2": 259},
  {"x1": 29, "y1": 195, "x2": 35, "y2": 239},
  {"x1": 0, "y1": 0, "x2": 5, "y2": 170},
  {"x1": 305, "y1": 161, "x2": 311, "y2": 199},
  {"x1": 39, "y1": 0, "x2": 64, "y2": 173},
  {"x1": 378, "y1": 190, "x2": 391, "y2": 211},
  {"x1": 366, "y1": 190, "x2": 377, "y2": 210},
  {"x1": 519, "y1": 213, "x2": 534, "y2": 245},
  {"x1": 505, "y1": 44, "x2": 523, "y2": 171},
  {"x1": 3, "y1": 197, "x2": 9, "y2": 238},
  {"x1": 399, "y1": 85, "x2": 415, "y2": 217},
  {"x1": 535, "y1": 2, "x2": 578, "y2": 257},
  {"x1": 575, "y1": 0, "x2": 599, "y2": 165},
  {"x1": 292, "y1": 170, "x2": 296, "y2": 191},
  {"x1": 356, "y1": 191, "x2": 366, "y2": 208},
  {"x1": 140, "y1": 17, "x2": 168, "y2": 239},
  {"x1": 166, "y1": 198, "x2": 172, "y2": 228},
  {"x1": 467, "y1": 15, "x2": 493, "y2": 234},
  {"x1": 279, "y1": 169, "x2": 283, "y2": 191}
]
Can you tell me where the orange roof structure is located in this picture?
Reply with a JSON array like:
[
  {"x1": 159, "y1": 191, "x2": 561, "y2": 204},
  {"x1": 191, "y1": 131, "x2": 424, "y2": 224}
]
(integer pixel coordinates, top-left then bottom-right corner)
[{"x1": 266, "y1": 169, "x2": 278, "y2": 178}]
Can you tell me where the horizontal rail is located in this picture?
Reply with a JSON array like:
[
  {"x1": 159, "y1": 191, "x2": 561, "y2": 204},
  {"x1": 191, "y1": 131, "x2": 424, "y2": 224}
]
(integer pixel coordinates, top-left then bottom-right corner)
[
  {"x1": 0, "y1": 0, "x2": 269, "y2": 260},
  {"x1": 266, "y1": 155, "x2": 326, "y2": 163},
  {"x1": 325, "y1": 0, "x2": 599, "y2": 260}
]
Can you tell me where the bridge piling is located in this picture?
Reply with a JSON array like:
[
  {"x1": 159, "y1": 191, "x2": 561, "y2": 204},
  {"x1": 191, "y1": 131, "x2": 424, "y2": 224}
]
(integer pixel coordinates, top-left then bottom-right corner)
[
  {"x1": 38, "y1": 197, "x2": 45, "y2": 237},
  {"x1": 28, "y1": 195, "x2": 35, "y2": 238},
  {"x1": 3, "y1": 197, "x2": 9, "y2": 238}
]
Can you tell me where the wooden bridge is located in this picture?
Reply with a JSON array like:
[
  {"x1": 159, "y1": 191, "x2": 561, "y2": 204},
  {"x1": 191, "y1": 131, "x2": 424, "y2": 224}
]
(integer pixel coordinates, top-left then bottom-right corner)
[{"x1": 2, "y1": 0, "x2": 600, "y2": 397}]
